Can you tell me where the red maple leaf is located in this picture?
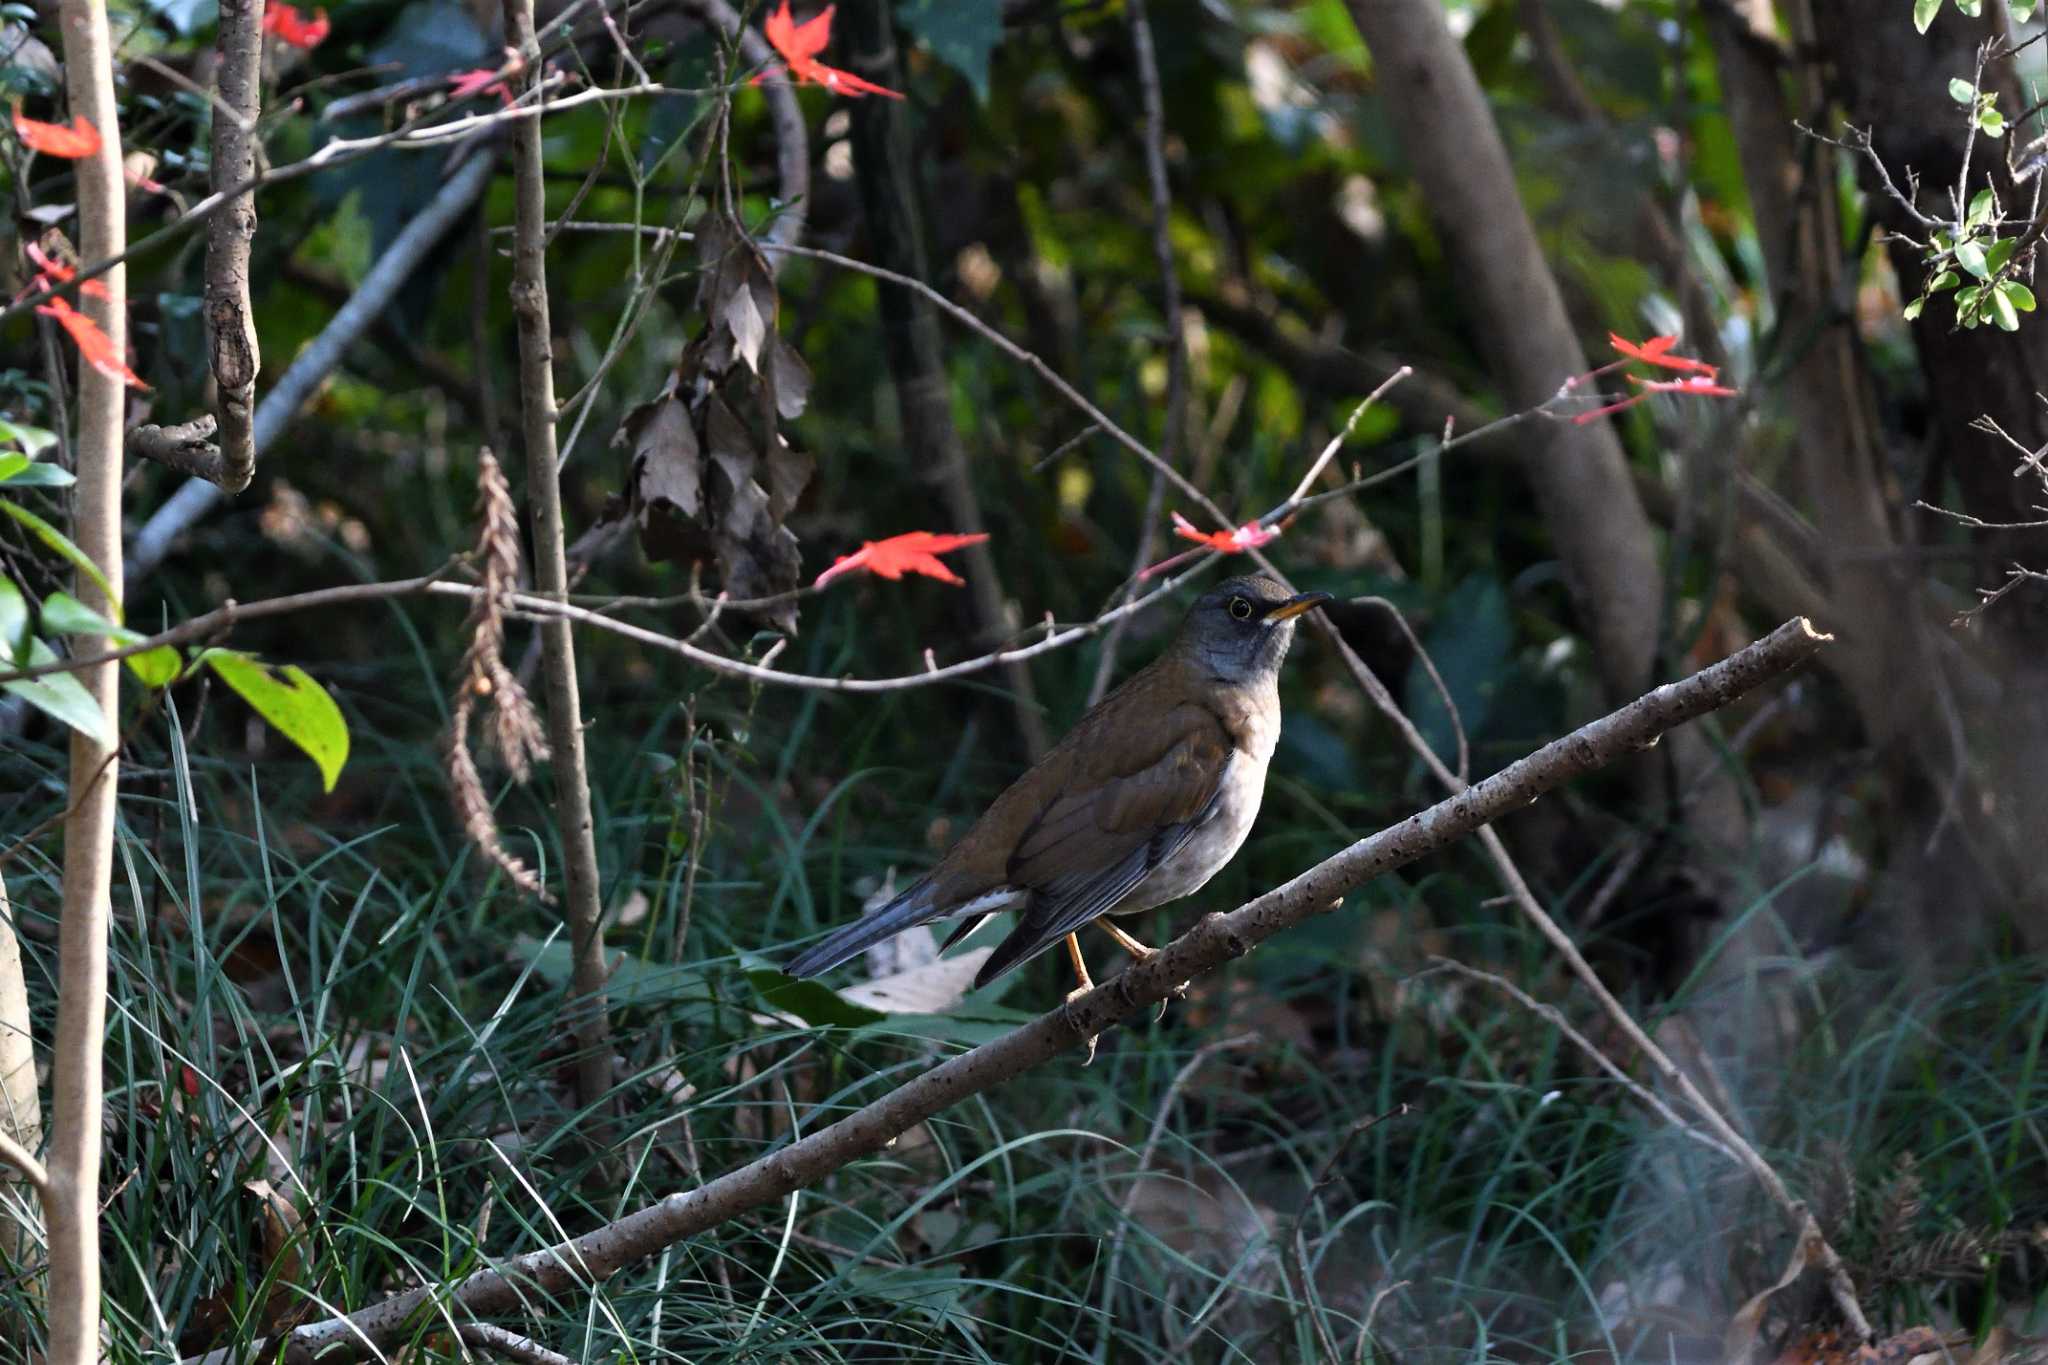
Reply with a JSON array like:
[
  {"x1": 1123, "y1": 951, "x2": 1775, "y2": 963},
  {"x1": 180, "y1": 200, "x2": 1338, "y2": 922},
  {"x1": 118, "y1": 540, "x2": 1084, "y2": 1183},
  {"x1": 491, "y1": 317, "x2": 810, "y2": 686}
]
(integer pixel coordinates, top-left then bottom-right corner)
[
  {"x1": 1169, "y1": 510, "x2": 1282, "y2": 555},
  {"x1": 37, "y1": 296, "x2": 148, "y2": 390},
  {"x1": 815, "y1": 530, "x2": 988, "y2": 587},
  {"x1": 759, "y1": 1, "x2": 904, "y2": 99},
  {"x1": 263, "y1": 3, "x2": 330, "y2": 48},
  {"x1": 11, "y1": 109, "x2": 100, "y2": 159},
  {"x1": 1608, "y1": 332, "x2": 1717, "y2": 378}
]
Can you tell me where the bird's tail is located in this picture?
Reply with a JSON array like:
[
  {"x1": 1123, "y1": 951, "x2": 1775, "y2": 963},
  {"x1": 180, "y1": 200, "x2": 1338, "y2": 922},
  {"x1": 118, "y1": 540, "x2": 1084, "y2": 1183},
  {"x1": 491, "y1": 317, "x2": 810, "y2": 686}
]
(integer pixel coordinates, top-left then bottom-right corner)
[{"x1": 783, "y1": 876, "x2": 945, "y2": 978}]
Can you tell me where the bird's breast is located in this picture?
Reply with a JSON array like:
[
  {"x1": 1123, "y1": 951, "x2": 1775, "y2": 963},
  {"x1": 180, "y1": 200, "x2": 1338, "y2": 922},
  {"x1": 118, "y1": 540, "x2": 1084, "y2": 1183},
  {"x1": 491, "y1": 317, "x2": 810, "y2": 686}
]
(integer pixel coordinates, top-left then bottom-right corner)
[{"x1": 1119, "y1": 740, "x2": 1274, "y2": 913}]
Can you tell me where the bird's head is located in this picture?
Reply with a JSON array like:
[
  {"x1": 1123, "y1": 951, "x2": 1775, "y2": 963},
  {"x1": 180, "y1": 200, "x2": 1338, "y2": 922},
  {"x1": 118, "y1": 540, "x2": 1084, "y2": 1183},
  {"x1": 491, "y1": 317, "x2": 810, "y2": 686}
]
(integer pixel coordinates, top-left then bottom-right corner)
[{"x1": 1177, "y1": 574, "x2": 1333, "y2": 684}]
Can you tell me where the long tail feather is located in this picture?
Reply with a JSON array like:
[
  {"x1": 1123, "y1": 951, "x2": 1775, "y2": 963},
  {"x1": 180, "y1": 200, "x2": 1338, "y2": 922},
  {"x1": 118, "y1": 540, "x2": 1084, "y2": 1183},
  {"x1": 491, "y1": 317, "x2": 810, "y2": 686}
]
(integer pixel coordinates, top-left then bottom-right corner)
[{"x1": 783, "y1": 877, "x2": 943, "y2": 978}]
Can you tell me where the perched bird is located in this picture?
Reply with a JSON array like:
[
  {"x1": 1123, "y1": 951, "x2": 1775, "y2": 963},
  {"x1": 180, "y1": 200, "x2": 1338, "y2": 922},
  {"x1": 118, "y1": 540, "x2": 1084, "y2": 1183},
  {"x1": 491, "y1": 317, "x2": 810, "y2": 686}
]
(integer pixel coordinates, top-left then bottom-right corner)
[{"x1": 784, "y1": 574, "x2": 1332, "y2": 998}]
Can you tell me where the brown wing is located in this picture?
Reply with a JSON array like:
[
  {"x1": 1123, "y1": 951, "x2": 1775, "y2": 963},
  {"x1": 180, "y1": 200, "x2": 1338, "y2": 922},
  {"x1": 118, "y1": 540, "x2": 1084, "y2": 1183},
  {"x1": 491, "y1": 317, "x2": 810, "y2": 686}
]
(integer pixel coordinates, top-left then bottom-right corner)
[
  {"x1": 969, "y1": 701, "x2": 1234, "y2": 985},
  {"x1": 1006, "y1": 703, "x2": 1231, "y2": 887}
]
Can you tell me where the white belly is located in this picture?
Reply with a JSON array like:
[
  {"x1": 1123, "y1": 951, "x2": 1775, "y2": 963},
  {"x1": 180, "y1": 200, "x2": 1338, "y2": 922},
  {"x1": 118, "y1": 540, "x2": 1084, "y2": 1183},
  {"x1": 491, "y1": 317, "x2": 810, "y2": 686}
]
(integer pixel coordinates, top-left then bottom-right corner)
[{"x1": 1119, "y1": 743, "x2": 1272, "y2": 914}]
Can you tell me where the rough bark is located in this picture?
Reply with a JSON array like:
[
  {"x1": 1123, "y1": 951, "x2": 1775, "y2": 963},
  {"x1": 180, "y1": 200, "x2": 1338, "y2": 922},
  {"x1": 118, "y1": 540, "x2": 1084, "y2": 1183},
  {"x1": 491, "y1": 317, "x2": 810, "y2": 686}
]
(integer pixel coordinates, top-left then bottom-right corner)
[
  {"x1": 1707, "y1": 1, "x2": 1942, "y2": 758},
  {"x1": 203, "y1": 0, "x2": 262, "y2": 492}
]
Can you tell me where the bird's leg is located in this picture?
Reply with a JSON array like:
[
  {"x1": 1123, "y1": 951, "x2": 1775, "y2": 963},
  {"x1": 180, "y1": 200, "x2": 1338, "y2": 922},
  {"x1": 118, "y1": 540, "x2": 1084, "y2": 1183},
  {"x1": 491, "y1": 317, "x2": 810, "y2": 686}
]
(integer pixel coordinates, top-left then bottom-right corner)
[
  {"x1": 1064, "y1": 933, "x2": 1100, "y2": 1065},
  {"x1": 1097, "y1": 921, "x2": 1155, "y2": 959},
  {"x1": 1096, "y1": 920, "x2": 1186, "y2": 1020}
]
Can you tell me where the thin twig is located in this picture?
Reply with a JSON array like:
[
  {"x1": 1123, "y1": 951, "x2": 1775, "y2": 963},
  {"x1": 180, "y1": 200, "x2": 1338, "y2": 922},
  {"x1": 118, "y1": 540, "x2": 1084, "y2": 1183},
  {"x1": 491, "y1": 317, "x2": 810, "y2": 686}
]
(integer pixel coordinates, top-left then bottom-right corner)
[
  {"x1": 1095, "y1": 1033, "x2": 1258, "y2": 1344},
  {"x1": 129, "y1": 145, "x2": 498, "y2": 580},
  {"x1": 454, "y1": 1323, "x2": 575, "y2": 1365},
  {"x1": 1424, "y1": 960, "x2": 1740, "y2": 1163},
  {"x1": 1087, "y1": 0, "x2": 1188, "y2": 708}
]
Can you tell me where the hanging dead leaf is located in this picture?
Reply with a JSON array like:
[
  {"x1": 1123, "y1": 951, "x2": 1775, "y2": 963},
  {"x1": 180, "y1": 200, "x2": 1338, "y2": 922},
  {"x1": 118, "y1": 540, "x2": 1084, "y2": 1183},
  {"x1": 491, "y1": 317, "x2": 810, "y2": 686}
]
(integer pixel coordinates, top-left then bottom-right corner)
[{"x1": 611, "y1": 217, "x2": 814, "y2": 631}]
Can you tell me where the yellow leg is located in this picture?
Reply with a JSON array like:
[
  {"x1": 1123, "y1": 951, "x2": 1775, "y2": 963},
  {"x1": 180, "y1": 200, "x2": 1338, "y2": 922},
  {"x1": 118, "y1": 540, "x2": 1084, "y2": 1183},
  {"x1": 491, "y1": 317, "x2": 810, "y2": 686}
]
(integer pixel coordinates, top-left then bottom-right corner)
[
  {"x1": 1064, "y1": 932, "x2": 1095, "y2": 994},
  {"x1": 1064, "y1": 932, "x2": 1099, "y2": 1065},
  {"x1": 1097, "y1": 920, "x2": 1154, "y2": 960}
]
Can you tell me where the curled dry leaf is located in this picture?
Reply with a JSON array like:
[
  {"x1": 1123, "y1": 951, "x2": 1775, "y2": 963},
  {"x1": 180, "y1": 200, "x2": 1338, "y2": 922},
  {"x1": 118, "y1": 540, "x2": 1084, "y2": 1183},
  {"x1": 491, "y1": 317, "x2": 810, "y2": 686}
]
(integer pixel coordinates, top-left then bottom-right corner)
[
  {"x1": 444, "y1": 449, "x2": 550, "y2": 901},
  {"x1": 615, "y1": 219, "x2": 814, "y2": 633}
]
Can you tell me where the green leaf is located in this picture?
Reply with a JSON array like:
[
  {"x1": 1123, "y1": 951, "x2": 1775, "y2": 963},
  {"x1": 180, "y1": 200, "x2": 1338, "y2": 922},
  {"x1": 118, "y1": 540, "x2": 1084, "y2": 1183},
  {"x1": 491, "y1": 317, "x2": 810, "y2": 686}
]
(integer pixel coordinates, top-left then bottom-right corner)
[
  {"x1": 1993, "y1": 286, "x2": 2021, "y2": 330},
  {"x1": 1957, "y1": 0, "x2": 1983, "y2": 15},
  {"x1": 1915, "y1": 0, "x2": 1941, "y2": 29},
  {"x1": 894, "y1": 0, "x2": 1001, "y2": 103},
  {"x1": 1904, "y1": 297, "x2": 1926, "y2": 320},
  {"x1": 0, "y1": 419, "x2": 57, "y2": 458},
  {"x1": 1951, "y1": 76, "x2": 1977, "y2": 103},
  {"x1": 1987, "y1": 236, "x2": 2016, "y2": 274},
  {"x1": 1930, "y1": 270, "x2": 1962, "y2": 292},
  {"x1": 1955, "y1": 239, "x2": 1989, "y2": 278},
  {"x1": 2014, "y1": 0, "x2": 2039, "y2": 20},
  {"x1": 746, "y1": 968, "x2": 887, "y2": 1029},
  {"x1": 39, "y1": 592, "x2": 180, "y2": 688},
  {"x1": 1979, "y1": 107, "x2": 2005, "y2": 138},
  {"x1": 1968, "y1": 187, "x2": 1997, "y2": 225},
  {"x1": 0, "y1": 499, "x2": 117, "y2": 620},
  {"x1": 0, "y1": 579, "x2": 113, "y2": 746},
  {"x1": 0, "y1": 453, "x2": 74, "y2": 488},
  {"x1": 197, "y1": 649, "x2": 350, "y2": 792},
  {"x1": 2003, "y1": 281, "x2": 2036, "y2": 312}
]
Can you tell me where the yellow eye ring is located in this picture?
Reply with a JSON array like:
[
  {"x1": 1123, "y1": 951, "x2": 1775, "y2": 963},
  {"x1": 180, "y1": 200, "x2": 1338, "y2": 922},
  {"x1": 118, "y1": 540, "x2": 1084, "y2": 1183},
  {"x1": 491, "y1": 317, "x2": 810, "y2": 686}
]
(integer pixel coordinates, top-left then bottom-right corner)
[{"x1": 1228, "y1": 597, "x2": 1253, "y2": 620}]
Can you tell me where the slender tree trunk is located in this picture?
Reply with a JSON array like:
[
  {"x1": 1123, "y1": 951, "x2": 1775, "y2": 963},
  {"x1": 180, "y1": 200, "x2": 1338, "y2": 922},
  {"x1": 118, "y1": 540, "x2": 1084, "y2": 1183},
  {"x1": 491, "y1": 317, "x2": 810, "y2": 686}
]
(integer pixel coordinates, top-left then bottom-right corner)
[
  {"x1": 503, "y1": 0, "x2": 614, "y2": 1132},
  {"x1": 47, "y1": 0, "x2": 126, "y2": 1359}
]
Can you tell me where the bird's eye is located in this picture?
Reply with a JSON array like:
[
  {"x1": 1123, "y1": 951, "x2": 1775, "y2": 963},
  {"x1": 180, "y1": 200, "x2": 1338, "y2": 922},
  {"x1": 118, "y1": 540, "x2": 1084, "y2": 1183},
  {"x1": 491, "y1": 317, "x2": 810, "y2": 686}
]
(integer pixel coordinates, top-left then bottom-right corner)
[{"x1": 1228, "y1": 597, "x2": 1254, "y2": 620}]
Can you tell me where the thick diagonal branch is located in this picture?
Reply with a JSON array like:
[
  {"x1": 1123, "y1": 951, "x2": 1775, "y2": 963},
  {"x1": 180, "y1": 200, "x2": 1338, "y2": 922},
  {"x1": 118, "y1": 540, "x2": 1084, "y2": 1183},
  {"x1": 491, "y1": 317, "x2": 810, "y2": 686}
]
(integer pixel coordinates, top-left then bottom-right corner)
[{"x1": 204, "y1": 618, "x2": 1827, "y2": 1365}]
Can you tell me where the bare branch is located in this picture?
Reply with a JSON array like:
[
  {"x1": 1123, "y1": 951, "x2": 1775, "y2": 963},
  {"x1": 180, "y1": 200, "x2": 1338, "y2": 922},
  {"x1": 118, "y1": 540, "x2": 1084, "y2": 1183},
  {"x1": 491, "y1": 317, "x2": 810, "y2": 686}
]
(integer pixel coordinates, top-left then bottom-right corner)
[{"x1": 1087, "y1": 0, "x2": 1189, "y2": 708}]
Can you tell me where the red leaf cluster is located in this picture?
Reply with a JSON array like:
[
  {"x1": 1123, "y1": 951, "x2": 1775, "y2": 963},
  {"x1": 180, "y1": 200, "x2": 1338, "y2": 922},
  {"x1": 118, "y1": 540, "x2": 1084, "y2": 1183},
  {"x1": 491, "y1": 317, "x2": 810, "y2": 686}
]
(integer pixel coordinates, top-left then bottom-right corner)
[
  {"x1": 759, "y1": 2, "x2": 904, "y2": 99},
  {"x1": 1571, "y1": 333, "x2": 1734, "y2": 425}
]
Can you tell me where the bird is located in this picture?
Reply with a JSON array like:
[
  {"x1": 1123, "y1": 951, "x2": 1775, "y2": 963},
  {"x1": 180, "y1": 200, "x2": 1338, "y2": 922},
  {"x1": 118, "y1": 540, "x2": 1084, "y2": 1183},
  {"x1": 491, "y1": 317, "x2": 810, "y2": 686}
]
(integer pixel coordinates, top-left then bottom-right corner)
[{"x1": 783, "y1": 574, "x2": 1332, "y2": 1004}]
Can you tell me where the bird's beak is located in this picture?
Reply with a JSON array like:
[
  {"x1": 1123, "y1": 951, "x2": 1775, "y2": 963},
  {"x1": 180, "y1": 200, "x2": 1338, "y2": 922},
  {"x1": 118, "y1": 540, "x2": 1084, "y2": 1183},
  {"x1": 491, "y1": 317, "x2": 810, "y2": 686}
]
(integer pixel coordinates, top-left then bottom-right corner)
[{"x1": 1265, "y1": 590, "x2": 1334, "y2": 622}]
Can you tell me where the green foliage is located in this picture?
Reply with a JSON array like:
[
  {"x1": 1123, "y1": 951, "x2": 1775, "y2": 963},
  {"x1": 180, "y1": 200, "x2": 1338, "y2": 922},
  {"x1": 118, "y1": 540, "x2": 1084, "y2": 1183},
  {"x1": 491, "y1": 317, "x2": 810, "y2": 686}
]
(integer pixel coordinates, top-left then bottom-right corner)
[
  {"x1": 194, "y1": 650, "x2": 351, "y2": 793},
  {"x1": 0, "y1": 576, "x2": 111, "y2": 745},
  {"x1": 896, "y1": 0, "x2": 1003, "y2": 103}
]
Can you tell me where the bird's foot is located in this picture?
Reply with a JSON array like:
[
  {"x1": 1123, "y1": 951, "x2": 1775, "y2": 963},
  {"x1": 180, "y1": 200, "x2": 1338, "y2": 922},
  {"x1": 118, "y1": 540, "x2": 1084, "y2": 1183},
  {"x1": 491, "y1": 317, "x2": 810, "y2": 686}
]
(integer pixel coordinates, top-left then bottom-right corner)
[
  {"x1": 1066, "y1": 983, "x2": 1100, "y2": 1065},
  {"x1": 1097, "y1": 922, "x2": 1185, "y2": 1020},
  {"x1": 1065, "y1": 933, "x2": 1100, "y2": 1064}
]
